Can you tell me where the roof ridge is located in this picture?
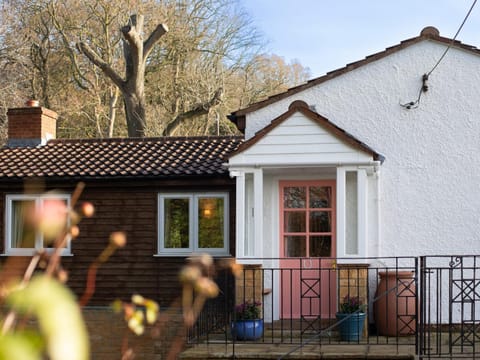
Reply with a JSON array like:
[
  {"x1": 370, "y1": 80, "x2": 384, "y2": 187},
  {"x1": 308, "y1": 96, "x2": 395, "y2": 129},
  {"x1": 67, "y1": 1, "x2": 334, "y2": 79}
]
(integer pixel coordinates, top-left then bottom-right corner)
[
  {"x1": 48, "y1": 135, "x2": 244, "y2": 145},
  {"x1": 230, "y1": 26, "x2": 480, "y2": 118}
]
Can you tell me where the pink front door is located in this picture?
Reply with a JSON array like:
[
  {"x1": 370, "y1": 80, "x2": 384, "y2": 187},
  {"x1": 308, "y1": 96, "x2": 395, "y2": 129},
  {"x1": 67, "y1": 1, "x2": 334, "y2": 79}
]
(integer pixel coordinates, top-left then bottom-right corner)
[{"x1": 279, "y1": 181, "x2": 336, "y2": 319}]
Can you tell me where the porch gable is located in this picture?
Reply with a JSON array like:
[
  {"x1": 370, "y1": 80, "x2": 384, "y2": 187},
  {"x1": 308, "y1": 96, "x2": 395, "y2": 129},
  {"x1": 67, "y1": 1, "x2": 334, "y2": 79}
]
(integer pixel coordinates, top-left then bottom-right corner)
[{"x1": 228, "y1": 100, "x2": 382, "y2": 167}]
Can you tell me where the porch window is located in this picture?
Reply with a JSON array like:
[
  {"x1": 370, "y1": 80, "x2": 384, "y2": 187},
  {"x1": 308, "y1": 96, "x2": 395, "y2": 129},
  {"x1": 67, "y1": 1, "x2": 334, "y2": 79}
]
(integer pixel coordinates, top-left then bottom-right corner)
[
  {"x1": 5, "y1": 194, "x2": 71, "y2": 256},
  {"x1": 157, "y1": 193, "x2": 229, "y2": 255}
]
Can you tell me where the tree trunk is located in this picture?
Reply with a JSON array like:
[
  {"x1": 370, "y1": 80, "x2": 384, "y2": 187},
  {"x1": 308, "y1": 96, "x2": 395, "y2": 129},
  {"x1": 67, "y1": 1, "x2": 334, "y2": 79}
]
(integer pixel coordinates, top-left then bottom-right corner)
[{"x1": 123, "y1": 93, "x2": 146, "y2": 137}]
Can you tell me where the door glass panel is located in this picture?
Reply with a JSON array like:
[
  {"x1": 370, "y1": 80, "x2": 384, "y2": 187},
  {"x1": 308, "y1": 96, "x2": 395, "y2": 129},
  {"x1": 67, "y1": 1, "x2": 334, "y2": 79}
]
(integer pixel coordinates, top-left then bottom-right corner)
[
  {"x1": 284, "y1": 187, "x2": 306, "y2": 208},
  {"x1": 310, "y1": 211, "x2": 331, "y2": 232},
  {"x1": 164, "y1": 198, "x2": 189, "y2": 248},
  {"x1": 198, "y1": 197, "x2": 224, "y2": 248},
  {"x1": 285, "y1": 236, "x2": 306, "y2": 257},
  {"x1": 310, "y1": 235, "x2": 331, "y2": 257},
  {"x1": 284, "y1": 211, "x2": 306, "y2": 232},
  {"x1": 309, "y1": 186, "x2": 331, "y2": 208}
]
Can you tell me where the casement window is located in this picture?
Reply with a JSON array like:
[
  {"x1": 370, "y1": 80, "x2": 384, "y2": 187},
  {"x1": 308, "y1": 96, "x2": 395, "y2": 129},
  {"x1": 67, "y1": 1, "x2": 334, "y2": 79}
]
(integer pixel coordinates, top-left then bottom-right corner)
[
  {"x1": 157, "y1": 193, "x2": 229, "y2": 256},
  {"x1": 5, "y1": 194, "x2": 71, "y2": 256}
]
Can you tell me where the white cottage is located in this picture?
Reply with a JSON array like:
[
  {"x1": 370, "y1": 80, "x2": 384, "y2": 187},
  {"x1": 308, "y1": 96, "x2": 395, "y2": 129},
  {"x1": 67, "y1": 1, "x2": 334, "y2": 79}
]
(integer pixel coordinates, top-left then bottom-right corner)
[
  {"x1": 226, "y1": 26, "x2": 480, "y2": 319},
  {"x1": 227, "y1": 27, "x2": 480, "y2": 320}
]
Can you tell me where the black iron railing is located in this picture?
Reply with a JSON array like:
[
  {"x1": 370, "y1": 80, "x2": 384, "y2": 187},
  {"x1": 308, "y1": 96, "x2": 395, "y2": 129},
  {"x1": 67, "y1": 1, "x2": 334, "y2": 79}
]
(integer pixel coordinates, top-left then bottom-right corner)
[
  {"x1": 419, "y1": 255, "x2": 480, "y2": 359},
  {"x1": 187, "y1": 256, "x2": 480, "y2": 359}
]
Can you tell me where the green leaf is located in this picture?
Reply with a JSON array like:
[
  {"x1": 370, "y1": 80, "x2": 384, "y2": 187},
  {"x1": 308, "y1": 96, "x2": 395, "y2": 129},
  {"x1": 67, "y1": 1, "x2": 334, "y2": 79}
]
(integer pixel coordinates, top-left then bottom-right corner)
[
  {"x1": 7, "y1": 275, "x2": 90, "y2": 360},
  {"x1": 0, "y1": 333, "x2": 42, "y2": 360}
]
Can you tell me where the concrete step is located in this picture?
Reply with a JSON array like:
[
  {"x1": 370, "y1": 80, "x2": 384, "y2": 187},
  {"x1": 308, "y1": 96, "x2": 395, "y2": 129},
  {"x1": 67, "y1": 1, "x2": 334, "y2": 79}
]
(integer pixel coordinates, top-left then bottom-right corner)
[{"x1": 180, "y1": 343, "x2": 416, "y2": 359}]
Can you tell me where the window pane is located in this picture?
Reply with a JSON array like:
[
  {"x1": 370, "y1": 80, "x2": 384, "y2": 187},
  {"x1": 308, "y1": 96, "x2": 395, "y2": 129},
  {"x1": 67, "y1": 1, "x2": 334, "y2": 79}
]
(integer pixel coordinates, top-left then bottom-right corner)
[
  {"x1": 309, "y1": 186, "x2": 331, "y2": 208},
  {"x1": 309, "y1": 211, "x2": 331, "y2": 232},
  {"x1": 164, "y1": 198, "x2": 189, "y2": 248},
  {"x1": 284, "y1": 211, "x2": 306, "y2": 232},
  {"x1": 11, "y1": 200, "x2": 36, "y2": 248},
  {"x1": 43, "y1": 198, "x2": 69, "y2": 248},
  {"x1": 198, "y1": 197, "x2": 224, "y2": 248},
  {"x1": 285, "y1": 236, "x2": 306, "y2": 257},
  {"x1": 284, "y1": 187, "x2": 306, "y2": 208},
  {"x1": 310, "y1": 236, "x2": 332, "y2": 257}
]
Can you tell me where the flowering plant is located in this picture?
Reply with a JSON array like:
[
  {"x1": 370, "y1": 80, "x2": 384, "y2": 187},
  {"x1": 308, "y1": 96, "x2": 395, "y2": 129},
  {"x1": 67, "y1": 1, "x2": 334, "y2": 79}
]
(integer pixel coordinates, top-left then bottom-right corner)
[
  {"x1": 338, "y1": 295, "x2": 366, "y2": 314},
  {"x1": 234, "y1": 300, "x2": 262, "y2": 320}
]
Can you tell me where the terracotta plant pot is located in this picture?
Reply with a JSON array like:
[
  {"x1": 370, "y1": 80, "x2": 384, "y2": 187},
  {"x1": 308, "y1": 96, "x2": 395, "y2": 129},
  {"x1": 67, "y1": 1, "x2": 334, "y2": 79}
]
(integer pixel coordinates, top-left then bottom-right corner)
[{"x1": 374, "y1": 271, "x2": 416, "y2": 336}]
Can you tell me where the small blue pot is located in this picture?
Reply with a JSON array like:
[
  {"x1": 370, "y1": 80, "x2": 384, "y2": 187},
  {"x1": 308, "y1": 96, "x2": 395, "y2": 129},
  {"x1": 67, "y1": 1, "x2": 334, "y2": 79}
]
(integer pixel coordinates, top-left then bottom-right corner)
[
  {"x1": 336, "y1": 312, "x2": 366, "y2": 341},
  {"x1": 231, "y1": 319, "x2": 264, "y2": 340}
]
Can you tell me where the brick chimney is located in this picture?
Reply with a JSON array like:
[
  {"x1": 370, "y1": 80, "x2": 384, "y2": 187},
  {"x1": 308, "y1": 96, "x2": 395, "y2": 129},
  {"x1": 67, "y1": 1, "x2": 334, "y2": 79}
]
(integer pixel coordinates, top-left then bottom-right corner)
[{"x1": 7, "y1": 100, "x2": 58, "y2": 147}]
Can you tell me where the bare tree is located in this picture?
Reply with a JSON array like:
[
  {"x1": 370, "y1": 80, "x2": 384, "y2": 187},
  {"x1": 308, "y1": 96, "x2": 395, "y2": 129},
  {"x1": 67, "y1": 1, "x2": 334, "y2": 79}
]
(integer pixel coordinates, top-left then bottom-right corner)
[
  {"x1": 77, "y1": 15, "x2": 167, "y2": 137},
  {"x1": 0, "y1": 0, "x2": 311, "y2": 141}
]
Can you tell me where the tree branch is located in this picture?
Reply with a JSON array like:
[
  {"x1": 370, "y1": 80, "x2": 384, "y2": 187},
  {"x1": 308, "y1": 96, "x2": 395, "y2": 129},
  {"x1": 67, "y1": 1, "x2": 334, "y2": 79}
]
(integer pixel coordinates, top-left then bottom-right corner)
[
  {"x1": 47, "y1": 2, "x2": 90, "y2": 90},
  {"x1": 121, "y1": 15, "x2": 144, "y2": 81},
  {"x1": 144, "y1": 24, "x2": 168, "y2": 59},
  {"x1": 163, "y1": 88, "x2": 223, "y2": 136},
  {"x1": 77, "y1": 42, "x2": 125, "y2": 89}
]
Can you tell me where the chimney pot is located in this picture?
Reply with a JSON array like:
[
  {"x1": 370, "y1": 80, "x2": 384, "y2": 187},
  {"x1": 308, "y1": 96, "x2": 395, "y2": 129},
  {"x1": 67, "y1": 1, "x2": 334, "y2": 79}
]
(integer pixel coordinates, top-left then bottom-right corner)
[{"x1": 25, "y1": 99, "x2": 40, "y2": 107}]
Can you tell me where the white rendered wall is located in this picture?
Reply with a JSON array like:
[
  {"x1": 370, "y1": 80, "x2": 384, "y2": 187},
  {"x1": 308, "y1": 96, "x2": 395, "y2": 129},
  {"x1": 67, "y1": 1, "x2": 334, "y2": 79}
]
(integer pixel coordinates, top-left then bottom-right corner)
[{"x1": 244, "y1": 40, "x2": 480, "y2": 257}]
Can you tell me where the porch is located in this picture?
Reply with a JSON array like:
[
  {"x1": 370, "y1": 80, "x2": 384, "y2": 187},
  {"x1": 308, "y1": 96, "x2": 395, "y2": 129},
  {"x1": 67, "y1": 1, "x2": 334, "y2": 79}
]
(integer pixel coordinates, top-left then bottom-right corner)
[{"x1": 183, "y1": 256, "x2": 480, "y2": 359}]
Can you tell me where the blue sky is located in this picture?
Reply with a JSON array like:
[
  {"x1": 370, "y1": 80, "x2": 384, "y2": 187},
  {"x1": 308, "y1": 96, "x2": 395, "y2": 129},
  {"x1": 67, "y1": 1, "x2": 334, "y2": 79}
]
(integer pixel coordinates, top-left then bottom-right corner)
[{"x1": 240, "y1": 0, "x2": 480, "y2": 77}]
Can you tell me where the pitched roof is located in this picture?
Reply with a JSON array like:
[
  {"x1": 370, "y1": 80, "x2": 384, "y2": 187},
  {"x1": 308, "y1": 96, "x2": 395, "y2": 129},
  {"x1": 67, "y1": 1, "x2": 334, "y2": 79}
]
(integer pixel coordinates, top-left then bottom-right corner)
[
  {"x1": 230, "y1": 26, "x2": 480, "y2": 121},
  {"x1": 229, "y1": 100, "x2": 384, "y2": 162},
  {"x1": 0, "y1": 136, "x2": 243, "y2": 181}
]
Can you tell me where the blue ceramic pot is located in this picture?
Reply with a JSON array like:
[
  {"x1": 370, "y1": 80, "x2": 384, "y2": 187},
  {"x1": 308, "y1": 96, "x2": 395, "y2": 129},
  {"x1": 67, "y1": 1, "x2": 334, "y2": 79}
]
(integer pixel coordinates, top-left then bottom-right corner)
[
  {"x1": 231, "y1": 319, "x2": 264, "y2": 340},
  {"x1": 336, "y1": 312, "x2": 366, "y2": 341}
]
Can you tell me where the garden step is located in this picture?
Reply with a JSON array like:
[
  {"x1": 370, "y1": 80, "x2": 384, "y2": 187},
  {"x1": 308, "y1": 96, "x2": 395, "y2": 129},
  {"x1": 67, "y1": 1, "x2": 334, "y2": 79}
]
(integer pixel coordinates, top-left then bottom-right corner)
[{"x1": 180, "y1": 343, "x2": 416, "y2": 359}]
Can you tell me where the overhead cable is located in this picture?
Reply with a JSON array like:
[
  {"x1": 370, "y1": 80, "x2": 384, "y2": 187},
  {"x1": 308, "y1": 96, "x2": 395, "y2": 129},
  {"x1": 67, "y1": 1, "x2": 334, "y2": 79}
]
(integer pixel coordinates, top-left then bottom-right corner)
[{"x1": 400, "y1": 0, "x2": 477, "y2": 110}]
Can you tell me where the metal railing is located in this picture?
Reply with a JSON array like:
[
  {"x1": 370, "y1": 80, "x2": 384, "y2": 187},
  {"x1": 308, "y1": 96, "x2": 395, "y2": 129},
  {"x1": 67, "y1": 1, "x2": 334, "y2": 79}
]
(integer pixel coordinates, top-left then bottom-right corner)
[
  {"x1": 419, "y1": 255, "x2": 480, "y2": 359},
  {"x1": 187, "y1": 256, "x2": 480, "y2": 359}
]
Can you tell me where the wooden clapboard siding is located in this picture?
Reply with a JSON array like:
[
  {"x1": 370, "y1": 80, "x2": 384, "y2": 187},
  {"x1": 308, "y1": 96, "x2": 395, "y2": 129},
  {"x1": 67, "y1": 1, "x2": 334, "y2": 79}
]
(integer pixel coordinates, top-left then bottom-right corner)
[
  {"x1": 0, "y1": 177, "x2": 236, "y2": 306},
  {"x1": 232, "y1": 112, "x2": 373, "y2": 165}
]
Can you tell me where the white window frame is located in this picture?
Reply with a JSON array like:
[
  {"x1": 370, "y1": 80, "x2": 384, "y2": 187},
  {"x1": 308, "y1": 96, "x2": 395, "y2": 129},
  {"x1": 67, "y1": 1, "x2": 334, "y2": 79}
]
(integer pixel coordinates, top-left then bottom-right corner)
[
  {"x1": 157, "y1": 192, "x2": 229, "y2": 256},
  {"x1": 5, "y1": 194, "x2": 72, "y2": 256}
]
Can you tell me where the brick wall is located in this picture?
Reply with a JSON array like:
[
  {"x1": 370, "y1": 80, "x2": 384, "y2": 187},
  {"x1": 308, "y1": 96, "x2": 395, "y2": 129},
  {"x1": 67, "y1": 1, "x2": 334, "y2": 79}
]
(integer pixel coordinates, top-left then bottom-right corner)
[{"x1": 84, "y1": 306, "x2": 185, "y2": 360}]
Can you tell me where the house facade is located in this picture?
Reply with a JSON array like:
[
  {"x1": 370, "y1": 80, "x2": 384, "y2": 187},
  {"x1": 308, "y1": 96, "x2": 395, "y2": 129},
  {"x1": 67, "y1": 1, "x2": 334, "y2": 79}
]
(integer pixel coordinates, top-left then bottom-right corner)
[
  {"x1": 226, "y1": 26, "x2": 480, "y2": 321},
  {"x1": 0, "y1": 26, "x2": 480, "y2": 317},
  {"x1": 228, "y1": 26, "x2": 480, "y2": 261}
]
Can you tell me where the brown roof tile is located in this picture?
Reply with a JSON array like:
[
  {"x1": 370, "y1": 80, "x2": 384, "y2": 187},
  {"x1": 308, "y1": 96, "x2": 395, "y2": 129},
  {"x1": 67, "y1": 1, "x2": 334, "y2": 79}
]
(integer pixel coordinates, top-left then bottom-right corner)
[
  {"x1": 230, "y1": 26, "x2": 480, "y2": 119},
  {"x1": 0, "y1": 136, "x2": 243, "y2": 180}
]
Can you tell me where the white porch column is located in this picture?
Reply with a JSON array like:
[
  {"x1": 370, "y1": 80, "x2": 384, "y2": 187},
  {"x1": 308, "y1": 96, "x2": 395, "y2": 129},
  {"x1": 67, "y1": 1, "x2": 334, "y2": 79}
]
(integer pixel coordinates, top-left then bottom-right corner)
[
  {"x1": 253, "y1": 168, "x2": 264, "y2": 258},
  {"x1": 336, "y1": 167, "x2": 346, "y2": 258},
  {"x1": 233, "y1": 170, "x2": 246, "y2": 257},
  {"x1": 357, "y1": 168, "x2": 368, "y2": 257}
]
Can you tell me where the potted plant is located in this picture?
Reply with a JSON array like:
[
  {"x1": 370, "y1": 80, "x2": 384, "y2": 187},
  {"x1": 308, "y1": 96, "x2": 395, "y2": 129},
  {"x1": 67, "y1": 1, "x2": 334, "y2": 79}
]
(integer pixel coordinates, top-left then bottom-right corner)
[
  {"x1": 336, "y1": 295, "x2": 367, "y2": 341},
  {"x1": 231, "y1": 300, "x2": 263, "y2": 340}
]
